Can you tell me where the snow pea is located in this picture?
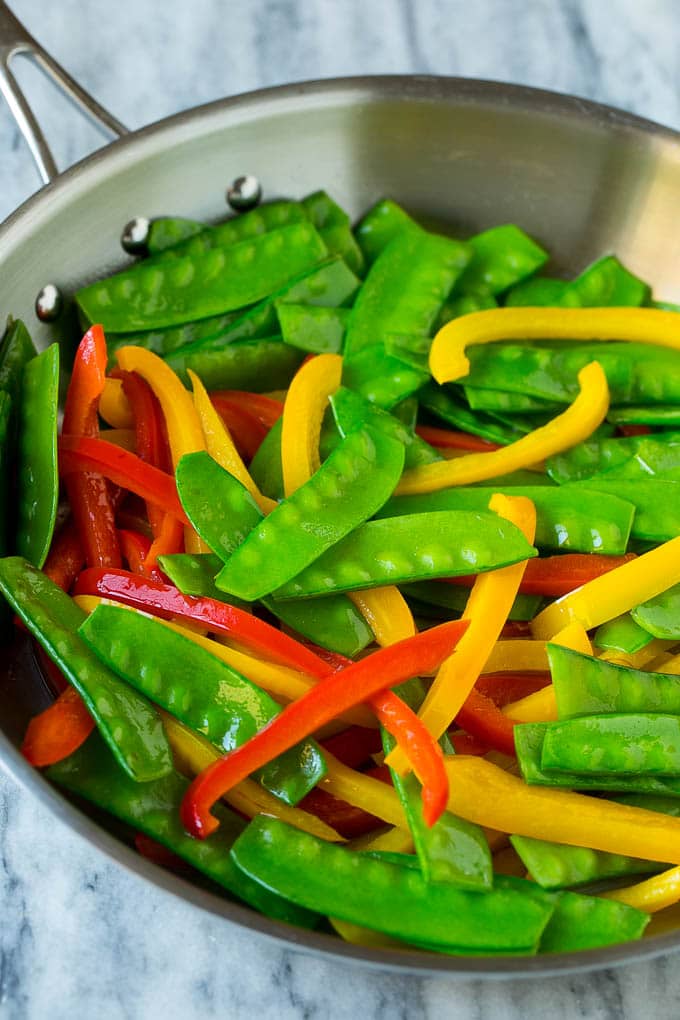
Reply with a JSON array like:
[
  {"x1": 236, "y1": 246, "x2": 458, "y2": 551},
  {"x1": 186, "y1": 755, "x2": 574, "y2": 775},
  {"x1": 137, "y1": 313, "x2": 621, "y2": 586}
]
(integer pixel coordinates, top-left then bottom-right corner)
[
  {"x1": 230, "y1": 815, "x2": 555, "y2": 952},
  {"x1": 418, "y1": 382, "x2": 525, "y2": 445},
  {"x1": 216, "y1": 426, "x2": 405, "y2": 601},
  {"x1": 342, "y1": 344, "x2": 429, "y2": 409},
  {"x1": 80, "y1": 604, "x2": 325, "y2": 805},
  {"x1": 354, "y1": 198, "x2": 417, "y2": 264},
  {"x1": 148, "y1": 201, "x2": 307, "y2": 261},
  {"x1": 434, "y1": 291, "x2": 497, "y2": 331},
  {"x1": 248, "y1": 417, "x2": 284, "y2": 500},
  {"x1": 549, "y1": 644, "x2": 680, "y2": 720},
  {"x1": 632, "y1": 583, "x2": 680, "y2": 639},
  {"x1": 107, "y1": 309, "x2": 245, "y2": 360},
  {"x1": 505, "y1": 255, "x2": 649, "y2": 308},
  {"x1": 541, "y1": 714, "x2": 680, "y2": 777},
  {"x1": 319, "y1": 224, "x2": 365, "y2": 277},
  {"x1": 0, "y1": 557, "x2": 172, "y2": 782},
  {"x1": 536, "y1": 887, "x2": 648, "y2": 953},
  {"x1": 0, "y1": 393, "x2": 10, "y2": 558},
  {"x1": 509, "y1": 834, "x2": 663, "y2": 891},
  {"x1": 573, "y1": 478, "x2": 680, "y2": 542},
  {"x1": 169, "y1": 335, "x2": 304, "y2": 392},
  {"x1": 146, "y1": 215, "x2": 204, "y2": 254},
  {"x1": 0, "y1": 317, "x2": 36, "y2": 408},
  {"x1": 15, "y1": 344, "x2": 59, "y2": 568},
  {"x1": 330, "y1": 387, "x2": 441, "y2": 470},
  {"x1": 301, "y1": 190, "x2": 350, "y2": 230},
  {"x1": 400, "y1": 581, "x2": 542, "y2": 622},
  {"x1": 48, "y1": 733, "x2": 318, "y2": 928},
  {"x1": 77, "y1": 223, "x2": 328, "y2": 332},
  {"x1": 608, "y1": 405, "x2": 680, "y2": 426},
  {"x1": 593, "y1": 613, "x2": 654, "y2": 654},
  {"x1": 505, "y1": 277, "x2": 573, "y2": 307},
  {"x1": 453, "y1": 224, "x2": 547, "y2": 297},
  {"x1": 277, "y1": 304, "x2": 349, "y2": 354},
  {"x1": 547, "y1": 432, "x2": 680, "y2": 485},
  {"x1": 273, "y1": 510, "x2": 536, "y2": 600},
  {"x1": 382, "y1": 332, "x2": 431, "y2": 373},
  {"x1": 464, "y1": 386, "x2": 561, "y2": 414},
  {"x1": 379, "y1": 486, "x2": 634, "y2": 556}
]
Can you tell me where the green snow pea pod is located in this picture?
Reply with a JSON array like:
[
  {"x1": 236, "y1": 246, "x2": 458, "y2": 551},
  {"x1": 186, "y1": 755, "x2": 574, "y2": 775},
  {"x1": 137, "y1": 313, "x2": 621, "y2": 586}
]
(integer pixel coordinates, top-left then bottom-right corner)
[
  {"x1": 391, "y1": 396, "x2": 419, "y2": 431},
  {"x1": 148, "y1": 201, "x2": 307, "y2": 261},
  {"x1": 249, "y1": 417, "x2": 284, "y2": 500},
  {"x1": 107, "y1": 309, "x2": 245, "y2": 360},
  {"x1": 382, "y1": 332, "x2": 430, "y2": 373},
  {"x1": 549, "y1": 644, "x2": 680, "y2": 719},
  {"x1": 156, "y1": 552, "x2": 248, "y2": 610},
  {"x1": 382, "y1": 677, "x2": 493, "y2": 889},
  {"x1": 319, "y1": 224, "x2": 365, "y2": 277},
  {"x1": 378, "y1": 486, "x2": 634, "y2": 556},
  {"x1": 301, "y1": 190, "x2": 350, "y2": 229},
  {"x1": 77, "y1": 222, "x2": 328, "y2": 331},
  {"x1": 572, "y1": 478, "x2": 680, "y2": 542},
  {"x1": 509, "y1": 834, "x2": 663, "y2": 891},
  {"x1": 0, "y1": 393, "x2": 10, "y2": 557},
  {"x1": 607, "y1": 406, "x2": 680, "y2": 426},
  {"x1": 0, "y1": 557, "x2": 172, "y2": 782},
  {"x1": 0, "y1": 317, "x2": 37, "y2": 407},
  {"x1": 513, "y1": 723, "x2": 680, "y2": 796},
  {"x1": 400, "y1": 581, "x2": 542, "y2": 622},
  {"x1": 277, "y1": 304, "x2": 349, "y2": 354},
  {"x1": 453, "y1": 224, "x2": 548, "y2": 297},
  {"x1": 505, "y1": 255, "x2": 649, "y2": 309},
  {"x1": 593, "y1": 613, "x2": 654, "y2": 654},
  {"x1": 354, "y1": 198, "x2": 417, "y2": 264},
  {"x1": 230, "y1": 816, "x2": 554, "y2": 951},
  {"x1": 464, "y1": 386, "x2": 561, "y2": 414},
  {"x1": 342, "y1": 344, "x2": 429, "y2": 409},
  {"x1": 146, "y1": 215, "x2": 204, "y2": 254},
  {"x1": 434, "y1": 291, "x2": 497, "y2": 331},
  {"x1": 169, "y1": 335, "x2": 304, "y2": 391},
  {"x1": 343, "y1": 228, "x2": 470, "y2": 360},
  {"x1": 48, "y1": 734, "x2": 318, "y2": 928},
  {"x1": 607, "y1": 793, "x2": 680, "y2": 815},
  {"x1": 541, "y1": 714, "x2": 680, "y2": 777},
  {"x1": 599, "y1": 444, "x2": 680, "y2": 483},
  {"x1": 216, "y1": 427, "x2": 406, "y2": 601},
  {"x1": 273, "y1": 510, "x2": 536, "y2": 600},
  {"x1": 329, "y1": 387, "x2": 441, "y2": 470},
  {"x1": 505, "y1": 277, "x2": 574, "y2": 307},
  {"x1": 418, "y1": 383, "x2": 525, "y2": 445},
  {"x1": 79, "y1": 605, "x2": 325, "y2": 805},
  {"x1": 15, "y1": 345, "x2": 59, "y2": 568},
  {"x1": 632, "y1": 583, "x2": 680, "y2": 639},
  {"x1": 547, "y1": 432, "x2": 680, "y2": 485}
]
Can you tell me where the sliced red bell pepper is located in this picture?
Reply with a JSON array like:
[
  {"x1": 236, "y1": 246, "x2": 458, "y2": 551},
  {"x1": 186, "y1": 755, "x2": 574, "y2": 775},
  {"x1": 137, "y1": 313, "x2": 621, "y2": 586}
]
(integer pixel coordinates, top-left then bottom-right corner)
[
  {"x1": 21, "y1": 685, "x2": 95, "y2": 767},
  {"x1": 448, "y1": 732, "x2": 489, "y2": 756},
  {"x1": 117, "y1": 529, "x2": 153, "y2": 576},
  {"x1": 618, "y1": 424, "x2": 651, "y2": 437},
  {"x1": 119, "y1": 369, "x2": 173, "y2": 537},
  {"x1": 320, "y1": 726, "x2": 383, "y2": 770},
  {"x1": 134, "y1": 832, "x2": 192, "y2": 874},
  {"x1": 298, "y1": 787, "x2": 383, "y2": 839},
  {"x1": 209, "y1": 396, "x2": 268, "y2": 461},
  {"x1": 62, "y1": 326, "x2": 121, "y2": 569},
  {"x1": 72, "y1": 568, "x2": 337, "y2": 679},
  {"x1": 440, "y1": 553, "x2": 637, "y2": 598},
  {"x1": 58, "y1": 436, "x2": 189, "y2": 525},
  {"x1": 43, "y1": 522, "x2": 85, "y2": 592},
  {"x1": 180, "y1": 618, "x2": 468, "y2": 838},
  {"x1": 209, "y1": 390, "x2": 284, "y2": 430},
  {"x1": 475, "y1": 671, "x2": 552, "y2": 707},
  {"x1": 455, "y1": 687, "x2": 517, "y2": 758},
  {"x1": 415, "y1": 424, "x2": 503, "y2": 452}
]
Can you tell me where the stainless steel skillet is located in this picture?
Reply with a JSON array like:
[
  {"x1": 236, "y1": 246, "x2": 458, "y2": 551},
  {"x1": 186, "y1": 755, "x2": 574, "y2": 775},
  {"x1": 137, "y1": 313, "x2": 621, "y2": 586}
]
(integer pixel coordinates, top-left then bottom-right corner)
[{"x1": 2, "y1": 0, "x2": 680, "y2": 978}]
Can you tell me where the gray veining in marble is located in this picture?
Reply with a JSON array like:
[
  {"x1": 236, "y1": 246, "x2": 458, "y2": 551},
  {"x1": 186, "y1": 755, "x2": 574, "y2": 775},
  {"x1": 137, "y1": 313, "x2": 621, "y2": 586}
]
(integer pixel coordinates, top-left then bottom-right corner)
[{"x1": 3, "y1": 1, "x2": 680, "y2": 1017}]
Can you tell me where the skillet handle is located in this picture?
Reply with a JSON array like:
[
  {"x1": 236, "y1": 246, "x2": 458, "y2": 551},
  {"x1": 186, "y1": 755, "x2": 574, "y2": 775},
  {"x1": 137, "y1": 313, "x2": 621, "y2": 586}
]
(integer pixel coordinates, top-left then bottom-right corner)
[{"x1": 0, "y1": 0, "x2": 128, "y2": 185}]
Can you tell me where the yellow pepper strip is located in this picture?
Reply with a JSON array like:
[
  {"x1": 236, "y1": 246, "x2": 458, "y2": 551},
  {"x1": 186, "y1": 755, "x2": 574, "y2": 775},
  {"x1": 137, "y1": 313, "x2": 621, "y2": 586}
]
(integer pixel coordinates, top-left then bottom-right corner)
[
  {"x1": 483, "y1": 639, "x2": 549, "y2": 674},
  {"x1": 160, "y1": 711, "x2": 343, "y2": 842},
  {"x1": 644, "y1": 902, "x2": 680, "y2": 937},
  {"x1": 445, "y1": 755, "x2": 680, "y2": 863},
  {"x1": 429, "y1": 306, "x2": 680, "y2": 385},
  {"x1": 348, "y1": 827, "x2": 414, "y2": 853},
  {"x1": 187, "y1": 369, "x2": 276, "y2": 515},
  {"x1": 99, "y1": 377, "x2": 134, "y2": 428},
  {"x1": 347, "y1": 588, "x2": 415, "y2": 647},
  {"x1": 281, "y1": 353, "x2": 343, "y2": 497},
  {"x1": 99, "y1": 428, "x2": 137, "y2": 452},
  {"x1": 320, "y1": 751, "x2": 407, "y2": 828},
  {"x1": 396, "y1": 362, "x2": 609, "y2": 495},
  {"x1": 598, "y1": 639, "x2": 673, "y2": 671},
  {"x1": 503, "y1": 622, "x2": 592, "y2": 723},
  {"x1": 329, "y1": 918, "x2": 403, "y2": 949},
  {"x1": 532, "y1": 536, "x2": 680, "y2": 640},
  {"x1": 648, "y1": 651, "x2": 680, "y2": 675},
  {"x1": 386, "y1": 494, "x2": 536, "y2": 774},
  {"x1": 602, "y1": 867, "x2": 680, "y2": 914}
]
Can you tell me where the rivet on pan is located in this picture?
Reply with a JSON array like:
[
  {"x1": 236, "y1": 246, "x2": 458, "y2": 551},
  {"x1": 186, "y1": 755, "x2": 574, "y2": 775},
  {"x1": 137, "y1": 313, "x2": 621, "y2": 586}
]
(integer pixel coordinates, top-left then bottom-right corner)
[
  {"x1": 226, "y1": 175, "x2": 262, "y2": 212},
  {"x1": 35, "y1": 284, "x2": 63, "y2": 323},
  {"x1": 121, "y1": 217, "x2": 151, "y2": 255}
]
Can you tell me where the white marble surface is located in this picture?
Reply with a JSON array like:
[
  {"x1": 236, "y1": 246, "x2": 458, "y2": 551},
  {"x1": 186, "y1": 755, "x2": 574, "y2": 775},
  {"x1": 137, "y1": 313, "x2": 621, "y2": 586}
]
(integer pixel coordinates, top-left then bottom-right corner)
[{"x1": 3, "y1": 1, "x2": 680, "y2": 1017}]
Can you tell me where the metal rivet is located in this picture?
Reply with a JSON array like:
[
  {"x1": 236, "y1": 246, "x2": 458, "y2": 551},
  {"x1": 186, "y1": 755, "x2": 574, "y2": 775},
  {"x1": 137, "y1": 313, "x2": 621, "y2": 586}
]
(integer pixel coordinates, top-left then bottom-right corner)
[
  {"x1": 35, "y1": 284, "x2": 63, "y2": 323},
  {"x1": 121, "y1": 216, "x2": 151, "y2": 255},
  {"x1": 226, "y1": 175, "x2": 262, "y2": 212}
]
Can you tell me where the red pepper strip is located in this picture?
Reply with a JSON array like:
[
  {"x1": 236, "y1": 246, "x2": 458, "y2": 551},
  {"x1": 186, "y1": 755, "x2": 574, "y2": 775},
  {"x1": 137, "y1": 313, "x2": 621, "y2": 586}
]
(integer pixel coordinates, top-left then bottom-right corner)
[
  {"x1": 58, "y1": 436, "x2": 190, "y2": 526},
  {"x1": 62, "y1": 326, "x2": 121, "y2": 569},
  {"x1": 449, "y1": 732, "x2": 489, "y2": 756},
  {"x1": 134, "y1": 833, "x2": 192, "y2": 875},
  {"x1": 475, "y1": 671, "x2": 552, "y2": 707},
  {"x1": 298, "y1": 787, "x2": 383, "y2": 839},
  {"x1": 210, "y1": 390, "x2": 284, "y2": 430},
  {"x1": 415, "y1": 424, "x2": 503, "y2": 452},
  {"x1": 21, "y1": 686, "x2": 95, "y2": 767},
  {"x1": 501, "y1": 621, "x2": 532, "y2": 638},
  {"x1": 455, "y1": 687, "x2": 518, "y2": 758},
  {"x1": 320, "y1": 726, "x2": 384, "y2": 770},
  {"x1": 35, "y1": 645, "x2": 68, "y2": 694},
  {"x1": 144, "y1": 513, "x2": 184, "y2": 574},
  {"x1": 43, "y1": 522, "x2": 85, "y2": 592},
  {"x1": 117, "y1": 529, "x2": 153, "y2": 576},
  {"x1": 210, "y1": 396, "x2": 268, "y2": 461},
  {"x1": 618, "y1": 424, "x2": 651, "y2": 437},
  {"x1": 119, "y1": 370, "x2": 172, "y2": 536},
  {"x1": 180, "y1": 618, "x2": 468, "y2": 837},
  {"x1": 440, "y1": 553, "x2": 638, "y2": 598},
  {"x1": 72, "y1": 568, "x2": 337, "y2": 679}
]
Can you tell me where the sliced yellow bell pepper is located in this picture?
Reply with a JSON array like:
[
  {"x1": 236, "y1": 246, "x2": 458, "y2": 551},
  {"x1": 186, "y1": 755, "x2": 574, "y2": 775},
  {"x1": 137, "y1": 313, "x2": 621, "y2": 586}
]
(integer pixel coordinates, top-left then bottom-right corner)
[
  {"x1": 347, "y1": 826, "x2": 414, "y2": 853},
  {"x1": 320, "y1": 751, "x2": 407, "y2": 829},
  {"x1": 396, "y1": 362, "x2": 608, "y2": 495},
  {"x1": 99, "y1": 377, "x2": 134, "y2": 428},
  {"x1": 445, "y1": 755, "x2": 680, "y2": 863},
  {"x1": 281, "y1": 353, "x2": 343, "y2": 496},
  {"x1": 603, "y1": 866, "x2": 680, "y2": 914},
  {"x1": 597, "y1": 639, "x2": 673, "y2": 671},
  {"x1": 429, "y1": 306, "x2": 680, "y2": 384},
  {"x1": 503, "y1": 622, "x2": 592, "y2": 723},
  {"x1": 483, "y1": 639, "x2": 549, "y2": 674},
  {"x1": 347, "y1": 588, "x2": 415, "y2": 647},
  {"x1": 386, "y1": 494, "x2": 536, "y2": 774},
  {"x1": 329, "y1": 918, "x2": 403, "y2": 949},
  {"x1": 188, "y1": 369, "x2": 276, "y2": 514},
  {"x1": 532, "y1": 536, "x2": 680, "y2": 640}
]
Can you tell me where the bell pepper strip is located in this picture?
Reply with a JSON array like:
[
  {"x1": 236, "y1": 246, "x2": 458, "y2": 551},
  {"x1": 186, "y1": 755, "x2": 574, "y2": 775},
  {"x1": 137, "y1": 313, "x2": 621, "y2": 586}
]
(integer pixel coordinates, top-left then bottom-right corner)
[
  {"x1": 449, "y1": 732, "x2": 490, "y2": 755},
  {"x1": 180, "y1": 618, "x2": 467, "y2": 837},
  {"x1": 387, "y1": 494, "x2": 536, "y2": 774},
  {"x1": 72, "y1": 568, "x2": 336, "y2": 680},
  {"x1": 119, "y1": 369, "x2": 172, "y2": 537},
  {"x1": 144, "y1": 513, "x2": 184, "y2": 573},
  {"x1": 482, "y1": 639, "x2": 549, "y2": 674},
  {"x1": 320, "y1": 726, "x2": 384, "y2": 769},
  {"x1": 134, "y1": 832, "x2": 192, "y2": 875},
  {"x1": 209, "y1": 396, "x2": 268, "y2": 461},
  {"x1": 188, "y1": 369, "x2": 276, "y2": 514},
  {"x1": 21, "y1": 686, "x2": 95, "y2": 767},
  {"x1": 298, "y1": 787, "x2": 384, "y2": 840},
  {"x1": 98, "y1": 377, "x2": 135, "y2": 428},
  {"x1": 349, "y1": 826, "x2": 414, "y2": 854},
  {"x1": 603, "y1": 866, "x2": 680, "y2": 913},
  {"x1": 415, "y1": 424, "x2": 503, "y2": 452},
  {"x1": 98, "y1": 428, "x2": 137, "y2": 452},
  {"x1": 531, "y1": 536, "x2": 680, "y2": 640},
  {"x1": 444, "y1": 755, "x2": 680, "y2": 863},
  {"x1": 475, "y1": 672, "x2": 552, "y2": 707},
  {"x1": 347, "y1": 589, "x2": 415, "y2": 647},
  {"x1": 503, "y1": 622, "x2": 592, "y2": 723},
  {"x1": 61, "y1": 327, "x2": 121, "y2": 570},
  {"x1": 117, "y1": 529, "x2": 153, "y2": 576},
  {"x1": 395, "y1": 362, "x2": 609, "y2": 495},
  {"x1": 429, "y1": 306, "x2": 680, "y2": 384},
  {"x1": 444, "y1": 553, "x2": 637, "y2": 598},
  {"x1": 455, "y1": 689, "x2": 517, "y2": 758},
  {"x1": 210, "y1": 389, "x2": 284, "y2": 430},
  {"x1": 43, "y1": 522, "x2": 85, "y2": 592},
  {"x1": 281, "y1": 353, "x2": 343, "y2": 495},
  {"x1": 58, "y1": 437, "x2": 189, "y2": 524}
]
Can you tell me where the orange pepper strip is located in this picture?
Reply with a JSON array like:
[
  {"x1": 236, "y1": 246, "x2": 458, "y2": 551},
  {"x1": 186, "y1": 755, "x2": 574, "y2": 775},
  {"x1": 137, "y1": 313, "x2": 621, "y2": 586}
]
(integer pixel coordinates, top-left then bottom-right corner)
[{"x1": 386, "y1": 494, "x2": 536, "y2": 774}]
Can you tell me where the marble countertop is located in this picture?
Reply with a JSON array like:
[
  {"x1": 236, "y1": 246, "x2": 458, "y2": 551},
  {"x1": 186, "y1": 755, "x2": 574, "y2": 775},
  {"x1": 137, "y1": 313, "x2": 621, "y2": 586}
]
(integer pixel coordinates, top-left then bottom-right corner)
[{"x1": 3, "y1": 1, "x2": 680, "y2": 1017}]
